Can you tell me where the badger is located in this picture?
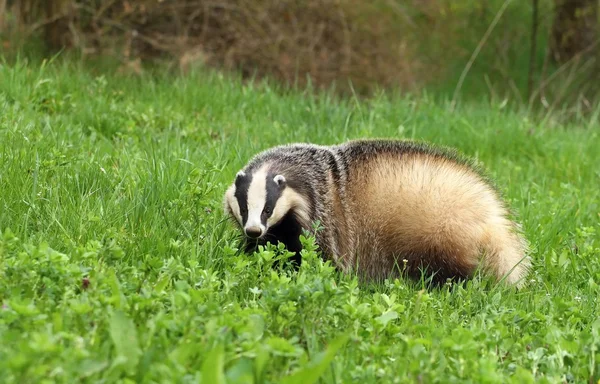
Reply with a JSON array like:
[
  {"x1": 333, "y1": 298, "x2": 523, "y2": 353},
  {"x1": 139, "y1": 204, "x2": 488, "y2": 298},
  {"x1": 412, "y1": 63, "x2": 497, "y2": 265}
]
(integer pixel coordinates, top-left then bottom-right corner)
[{"x1": 223, "y1": 139, "x2": 530, "y2": 287}]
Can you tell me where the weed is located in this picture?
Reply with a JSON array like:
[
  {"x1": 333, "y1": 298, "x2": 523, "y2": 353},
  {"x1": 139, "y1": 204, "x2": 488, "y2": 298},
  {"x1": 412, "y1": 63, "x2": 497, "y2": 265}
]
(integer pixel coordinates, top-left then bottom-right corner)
[{"x1": 0, "y1": 59, "x2": 599, "y2": 383}]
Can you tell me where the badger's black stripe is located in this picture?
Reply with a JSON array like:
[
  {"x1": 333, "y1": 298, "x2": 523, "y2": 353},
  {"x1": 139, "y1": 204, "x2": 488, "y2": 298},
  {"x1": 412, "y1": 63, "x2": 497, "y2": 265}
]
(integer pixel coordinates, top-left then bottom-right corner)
[
  {"x1": 262, "y1": 172, "x2": 285, "y2": 225},
  {"x1": 325, "y1": 151, "x2": 341, "y2": 184},
  {"x1": 242, "y1": 210, "x2": 303, "y2": 267},
  {"x1": 234, "y1": 173, "x2": 251, "y2": 224}
]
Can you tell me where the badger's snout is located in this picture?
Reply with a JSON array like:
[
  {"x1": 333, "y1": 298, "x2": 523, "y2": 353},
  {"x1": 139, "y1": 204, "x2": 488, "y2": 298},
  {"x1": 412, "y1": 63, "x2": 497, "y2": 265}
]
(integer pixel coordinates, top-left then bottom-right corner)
[{"x1": 244, "y1": 225, "x2": 264, "y2": 239}]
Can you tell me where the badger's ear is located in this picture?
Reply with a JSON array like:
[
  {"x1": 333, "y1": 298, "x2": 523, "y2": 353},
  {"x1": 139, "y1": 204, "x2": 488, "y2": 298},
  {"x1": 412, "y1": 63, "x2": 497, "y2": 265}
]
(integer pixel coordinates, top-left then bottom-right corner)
[
  {"x1": 274, "y1": 174, "x2": 286, "y2": 186},
  {"x1": 236, "y1": 170, "x2": 246, "y2": 179}
]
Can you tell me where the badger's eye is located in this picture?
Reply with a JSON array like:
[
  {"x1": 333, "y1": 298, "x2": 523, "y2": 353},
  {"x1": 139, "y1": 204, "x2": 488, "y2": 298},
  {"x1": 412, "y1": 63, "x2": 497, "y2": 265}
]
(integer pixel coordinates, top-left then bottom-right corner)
[{"x1": 263, "y1": 206, "x2": 272, "y2": 216}]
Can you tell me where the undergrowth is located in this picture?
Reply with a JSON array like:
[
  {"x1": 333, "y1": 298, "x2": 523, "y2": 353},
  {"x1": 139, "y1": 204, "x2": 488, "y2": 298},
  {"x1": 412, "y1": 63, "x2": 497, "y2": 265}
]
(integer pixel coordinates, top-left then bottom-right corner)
[{"x1": 0, "y1": 58, "x2": 599, "y2": 383}]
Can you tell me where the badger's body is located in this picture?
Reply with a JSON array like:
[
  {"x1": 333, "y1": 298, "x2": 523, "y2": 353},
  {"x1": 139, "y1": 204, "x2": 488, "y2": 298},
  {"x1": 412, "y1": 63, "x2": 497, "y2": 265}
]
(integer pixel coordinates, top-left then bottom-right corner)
[{"x1": 224, "y1": 139, "x2": 530, "y2": 286}]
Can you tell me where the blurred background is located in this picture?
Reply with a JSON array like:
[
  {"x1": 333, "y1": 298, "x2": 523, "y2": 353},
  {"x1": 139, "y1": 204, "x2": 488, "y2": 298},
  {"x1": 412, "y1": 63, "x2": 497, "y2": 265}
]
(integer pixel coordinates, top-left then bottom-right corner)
[{"x1": 1, "y1": 0, "x2": 598, "y2": 119}]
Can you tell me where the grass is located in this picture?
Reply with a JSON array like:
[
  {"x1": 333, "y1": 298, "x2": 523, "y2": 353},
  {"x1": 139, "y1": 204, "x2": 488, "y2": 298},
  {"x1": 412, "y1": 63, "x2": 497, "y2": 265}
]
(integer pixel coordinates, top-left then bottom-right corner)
[{"x1": 0, "y1": 56, "x2": 599, "y2": 383}]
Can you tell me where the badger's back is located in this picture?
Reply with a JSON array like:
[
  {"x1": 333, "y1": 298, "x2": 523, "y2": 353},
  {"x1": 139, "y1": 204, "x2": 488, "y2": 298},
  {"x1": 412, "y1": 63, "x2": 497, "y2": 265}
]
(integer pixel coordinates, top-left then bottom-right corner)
[{"x1": 332, "y1": 140, "x2": 529, "y2": 286}]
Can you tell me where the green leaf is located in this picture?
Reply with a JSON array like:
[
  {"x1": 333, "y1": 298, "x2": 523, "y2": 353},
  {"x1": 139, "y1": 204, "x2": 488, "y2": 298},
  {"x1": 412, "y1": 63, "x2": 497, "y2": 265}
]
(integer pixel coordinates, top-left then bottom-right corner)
[
  {"x1": 201, "y1": 343, "x2": 226, "y2": 384},
  {"x1": 154, "y1": 273, "x2": 171, "y2": 293},
  {"x1": 107, "y1": 268, "x2": 125, "y2": 308},
  {"x1": 376, "y1": 310, "x2": 399, "y2": 327},
  {"x1": 109, "y1": 310, "x2": 141, "y2": 374},
  {"x1": 281, "y1": 334, "x2": 349, "y2": 384},
  {"x1": 226, "y1": 357, "x2": 254, "y2": 384},
  {"x1": 253, "y1": 344, "x2": 270, "y2": 383},
  {"x1": 9, "y1": 299, "x2": 39, "y2": 316},
  {"x1": 77, "y1": 359, "x2": 109, "y2": 378},
  {"x1": 266, "y1": 336, "x2": 298, "y2": 356}
]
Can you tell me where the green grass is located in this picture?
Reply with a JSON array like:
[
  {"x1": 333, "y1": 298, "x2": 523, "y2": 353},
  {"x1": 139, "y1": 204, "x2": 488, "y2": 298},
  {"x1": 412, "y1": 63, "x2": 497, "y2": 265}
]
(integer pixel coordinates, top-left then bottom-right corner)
[{"x1": 1, "y1": 57, "x2": 600, "y2": 384}]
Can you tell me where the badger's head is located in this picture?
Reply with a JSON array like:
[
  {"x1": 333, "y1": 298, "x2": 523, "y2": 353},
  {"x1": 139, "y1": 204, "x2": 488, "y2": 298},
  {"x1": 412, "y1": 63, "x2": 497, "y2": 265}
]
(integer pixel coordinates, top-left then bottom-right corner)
[{"x1": 223, "y1": 164, "x2": 311, "y2": 240}]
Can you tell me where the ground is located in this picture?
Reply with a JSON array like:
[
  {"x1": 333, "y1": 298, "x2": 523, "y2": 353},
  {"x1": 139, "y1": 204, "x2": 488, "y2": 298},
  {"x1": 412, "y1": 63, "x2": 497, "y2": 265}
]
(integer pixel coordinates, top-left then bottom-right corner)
[{"x1": 0, "y1": 59, "x2": 599, "y2": 383}]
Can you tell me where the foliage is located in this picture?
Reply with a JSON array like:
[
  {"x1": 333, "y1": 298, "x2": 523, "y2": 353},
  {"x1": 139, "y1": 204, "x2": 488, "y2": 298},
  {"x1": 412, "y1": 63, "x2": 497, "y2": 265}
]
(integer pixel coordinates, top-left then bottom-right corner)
[
  {"x1": 1, "y1": 59, "x2": 600, "y2": 382},
  {"x1": 0, "y1": 0, "x2": 567, "y2": 101}
]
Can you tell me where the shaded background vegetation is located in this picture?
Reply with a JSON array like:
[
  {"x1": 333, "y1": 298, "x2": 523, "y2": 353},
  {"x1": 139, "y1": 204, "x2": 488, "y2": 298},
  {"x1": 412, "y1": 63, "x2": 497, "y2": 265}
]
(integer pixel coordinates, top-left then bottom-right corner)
[{"x1": 1, "y1": 0, "x2": 599, "y2": 119}]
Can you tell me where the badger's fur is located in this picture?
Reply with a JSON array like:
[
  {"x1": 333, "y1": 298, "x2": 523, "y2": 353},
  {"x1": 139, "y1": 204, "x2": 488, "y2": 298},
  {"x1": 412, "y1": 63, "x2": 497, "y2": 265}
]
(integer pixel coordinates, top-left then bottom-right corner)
[{"x1": 223, "y1": 139, "x2": 530, "y2": 287}]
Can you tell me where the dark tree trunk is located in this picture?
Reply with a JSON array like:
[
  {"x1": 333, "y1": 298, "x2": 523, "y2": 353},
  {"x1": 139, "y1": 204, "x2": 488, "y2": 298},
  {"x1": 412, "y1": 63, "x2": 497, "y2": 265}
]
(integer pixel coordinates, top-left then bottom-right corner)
[
  {"x1": 550, "y1": 0, "x2": 598, "y2": 63},
  {"x1": 44, "y1": 0, "x2": 70, "y2": 50},
  {"x1": 0, "y1": 0, "x2": 6, "y2": 32},
  {"x1": 528, "y1": 0, "x2": 539, "y2": 100}
]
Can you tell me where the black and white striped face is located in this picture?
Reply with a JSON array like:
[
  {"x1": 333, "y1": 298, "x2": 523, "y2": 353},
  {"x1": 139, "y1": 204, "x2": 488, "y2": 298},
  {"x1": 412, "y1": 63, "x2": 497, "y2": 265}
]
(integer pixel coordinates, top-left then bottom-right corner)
[{"x1": 224, "y1": 165, "x2": 291, "y2": 239}]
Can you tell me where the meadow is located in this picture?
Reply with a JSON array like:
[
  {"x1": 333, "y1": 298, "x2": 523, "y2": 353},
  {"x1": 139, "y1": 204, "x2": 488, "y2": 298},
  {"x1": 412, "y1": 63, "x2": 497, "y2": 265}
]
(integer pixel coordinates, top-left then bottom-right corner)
[{"x1": 1, "y1": 58, "x2": 599, "y2": 383}]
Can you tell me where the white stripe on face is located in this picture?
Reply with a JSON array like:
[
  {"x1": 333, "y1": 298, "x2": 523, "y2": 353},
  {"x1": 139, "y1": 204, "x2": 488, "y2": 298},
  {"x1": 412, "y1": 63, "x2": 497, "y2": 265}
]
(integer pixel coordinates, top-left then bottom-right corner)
[
  {"x1": 224, "y1": 184, "x2": 242, "y2": 225},
  {"x1": 245, "y1": 166, "x2": 268, "y2": 234},
  {"x1": 267, "y1": 187, "x2": 310, "y2": 229}
]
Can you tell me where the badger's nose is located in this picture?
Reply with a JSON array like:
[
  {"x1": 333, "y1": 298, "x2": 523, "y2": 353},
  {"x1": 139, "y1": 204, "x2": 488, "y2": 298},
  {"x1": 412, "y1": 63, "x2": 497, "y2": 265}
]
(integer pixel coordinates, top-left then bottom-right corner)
[{"x1": 244, "y1": 226, "x2": 263, "y2": 239}]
